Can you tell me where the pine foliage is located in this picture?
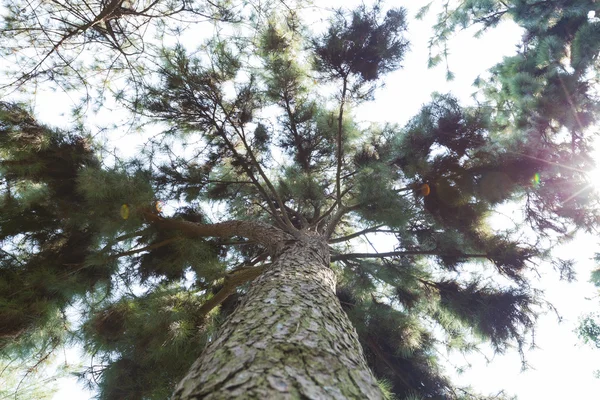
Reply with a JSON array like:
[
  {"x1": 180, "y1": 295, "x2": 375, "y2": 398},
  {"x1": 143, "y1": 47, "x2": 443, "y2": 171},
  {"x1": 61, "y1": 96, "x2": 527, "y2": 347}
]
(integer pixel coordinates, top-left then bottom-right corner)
[{"x1": 1, "y1": 1, "x2": 600, "y2": 399}]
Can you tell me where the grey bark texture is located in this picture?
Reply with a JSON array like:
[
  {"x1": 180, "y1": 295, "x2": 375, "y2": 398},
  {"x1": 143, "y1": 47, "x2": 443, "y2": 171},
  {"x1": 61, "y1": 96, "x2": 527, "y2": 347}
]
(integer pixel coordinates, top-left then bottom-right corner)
[{"x1": 172, "y1": 232, "x2": 384, "y2": 399}]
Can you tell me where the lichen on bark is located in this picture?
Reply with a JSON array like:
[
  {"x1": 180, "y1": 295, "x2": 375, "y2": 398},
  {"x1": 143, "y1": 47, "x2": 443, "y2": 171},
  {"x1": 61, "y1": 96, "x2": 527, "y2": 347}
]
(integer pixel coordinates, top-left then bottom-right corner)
[{"x1": 172, "y1": 233, "x2": 384, "y2": 399}]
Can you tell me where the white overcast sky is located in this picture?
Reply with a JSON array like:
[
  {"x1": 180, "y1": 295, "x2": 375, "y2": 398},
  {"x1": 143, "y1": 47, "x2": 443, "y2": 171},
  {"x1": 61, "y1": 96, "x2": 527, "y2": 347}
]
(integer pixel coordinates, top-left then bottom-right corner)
[{"x1": 13, "y1": 1, "x2": 599, "y2": 399}]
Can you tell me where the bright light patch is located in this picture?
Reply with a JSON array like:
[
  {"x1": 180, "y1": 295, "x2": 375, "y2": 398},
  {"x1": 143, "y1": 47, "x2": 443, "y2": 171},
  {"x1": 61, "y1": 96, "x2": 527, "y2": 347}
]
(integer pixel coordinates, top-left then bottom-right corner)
[
  {"x1": 155, "y1": 201, "x2": 164, "y2": 213},
  {"x1": 120, "y1": 204, "x2": 130, "y2": 220},
  {"x1": 532, "y1": 173, "x2": 541, "y2": 187},
  {"x1": 586, "y1": 148, "x2": 600, "y2": 186}
]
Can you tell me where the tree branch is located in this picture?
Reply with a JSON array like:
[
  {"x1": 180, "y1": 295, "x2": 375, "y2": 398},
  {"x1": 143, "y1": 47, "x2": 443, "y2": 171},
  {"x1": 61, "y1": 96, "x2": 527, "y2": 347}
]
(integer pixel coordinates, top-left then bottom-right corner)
[
  {"x1": 5, "y1": 0, "x2": 123, "y2": 89},
  {"x1": 281, "y1": 88, "x2": 311, "y2": 171},
  {"x1": 142, "y1": 209, "x2": 292, "y2": 255},
  {"x1": 335, "y1": 77, "x2": 348, "y2": 208},
  {"x1": 228, "y1": 113, "x2": 297, "y2": 232},
  {"x1": 213, "y1": 122, "x2": 286, "y2": 229},
  {"x1": 207, "y1": 85, "x2": 291, "y2": 230},
  {"x1": 196, "y1": 264, "x2": 267, "y2": 318},
  {"x1": 311, "y1": 186, "x2": 354, "y2": 232},
  {"x1": 110, "y1": 236, "x2": 180, "y2": 259},
  {"x1": 324, "y1": 203, "x2": 360, "y2": 239},
  {"x1": 329, "y1": 224, "x2": 385, "y2": 244},
  {"x1": 332, "y1": 250, "x2": 489, "y2": 262}
]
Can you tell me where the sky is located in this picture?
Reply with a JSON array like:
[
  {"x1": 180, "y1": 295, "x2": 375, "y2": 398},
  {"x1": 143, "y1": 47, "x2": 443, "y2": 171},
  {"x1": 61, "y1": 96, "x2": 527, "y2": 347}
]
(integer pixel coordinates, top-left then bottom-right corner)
[{"x1": 3, "y1": 1, "x2": 600, "y2": 399}]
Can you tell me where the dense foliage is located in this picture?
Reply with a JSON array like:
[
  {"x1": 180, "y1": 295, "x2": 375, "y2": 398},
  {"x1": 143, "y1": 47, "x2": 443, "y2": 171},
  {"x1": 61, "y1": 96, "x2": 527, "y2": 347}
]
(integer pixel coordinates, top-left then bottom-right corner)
[{"x1": 1, "y1": 0, "x2": 600, "y2": 399}]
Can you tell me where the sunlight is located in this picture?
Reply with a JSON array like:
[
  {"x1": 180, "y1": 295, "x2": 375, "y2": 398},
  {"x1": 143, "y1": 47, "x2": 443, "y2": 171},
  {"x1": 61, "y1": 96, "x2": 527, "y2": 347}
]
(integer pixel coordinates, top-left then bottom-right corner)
[
  {"x1": 564, "y1": 144, "x2": 600, "y2": 204},
  {"x1": 514, "y1": 147, "x2": 600, "y2": 205},
  {"x1": 588, "y1": 146, "x2": 600, "y2": 185}
]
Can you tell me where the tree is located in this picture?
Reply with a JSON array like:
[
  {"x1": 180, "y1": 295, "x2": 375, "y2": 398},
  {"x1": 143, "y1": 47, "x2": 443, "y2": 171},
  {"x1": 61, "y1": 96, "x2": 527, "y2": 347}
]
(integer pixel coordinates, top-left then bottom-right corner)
[
  {"x1": 577, "y1": 253, "x2": 600, "y2": 377},
  {"x1": 0, "y1": 0, "x2": 290, "y2": 107},
  {"x1": 1, "y1": 1, "x2": 600, "y2": 399}
]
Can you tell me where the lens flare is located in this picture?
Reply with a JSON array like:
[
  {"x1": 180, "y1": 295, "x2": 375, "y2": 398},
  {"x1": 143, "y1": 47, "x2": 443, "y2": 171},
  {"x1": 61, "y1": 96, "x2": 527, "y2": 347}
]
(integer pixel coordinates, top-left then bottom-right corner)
[
  {"x1": 532, "y1": 173, "x2": 541, "y2": 187},
  {"x1": 120, "y1": 204, "x2": 130, "y2": 220}
]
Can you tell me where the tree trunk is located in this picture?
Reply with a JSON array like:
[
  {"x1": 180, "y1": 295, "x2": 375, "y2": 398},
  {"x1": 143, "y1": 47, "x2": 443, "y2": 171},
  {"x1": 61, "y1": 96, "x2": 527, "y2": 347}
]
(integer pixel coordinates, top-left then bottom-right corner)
[{"x1": 173, "y1": 234, "x2": 384, "y2": 399}]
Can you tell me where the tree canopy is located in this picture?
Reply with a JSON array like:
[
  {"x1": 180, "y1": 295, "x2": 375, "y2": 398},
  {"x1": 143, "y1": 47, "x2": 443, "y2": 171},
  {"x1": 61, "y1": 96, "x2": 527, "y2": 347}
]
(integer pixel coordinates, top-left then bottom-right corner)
[
  {"x1": 1, "y1": 0, "x2": 600, "y2": 399},
  {"x1": 577, "y1": 252, "x2": 600, "y2": 373}
]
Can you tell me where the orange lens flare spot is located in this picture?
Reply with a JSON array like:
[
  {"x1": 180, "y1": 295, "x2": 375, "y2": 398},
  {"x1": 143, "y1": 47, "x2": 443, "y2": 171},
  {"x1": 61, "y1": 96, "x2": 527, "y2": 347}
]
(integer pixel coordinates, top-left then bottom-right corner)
[
  {"x1": 120, "y1": 204, "x2": 130, "y2": 220},
  {"x1": 155, "y1": 201, "x2": 164, "y2": 213},
  {"x1": 420, "y1": 183, "x2": 431, "y2": 196}
]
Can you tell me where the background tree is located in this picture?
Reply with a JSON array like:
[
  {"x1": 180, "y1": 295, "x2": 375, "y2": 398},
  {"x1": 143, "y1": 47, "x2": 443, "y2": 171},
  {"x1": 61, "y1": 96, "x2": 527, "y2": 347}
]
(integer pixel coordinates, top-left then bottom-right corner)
[
  {"x1": 1, "y1": 1, "x2": 600, "y2": 399},
  {"x1": 577, "y1": 253, "x2": 600, "y2": 378},
  {"x1": 0, "y1": 0, "x2": 295, "y2": 107}
]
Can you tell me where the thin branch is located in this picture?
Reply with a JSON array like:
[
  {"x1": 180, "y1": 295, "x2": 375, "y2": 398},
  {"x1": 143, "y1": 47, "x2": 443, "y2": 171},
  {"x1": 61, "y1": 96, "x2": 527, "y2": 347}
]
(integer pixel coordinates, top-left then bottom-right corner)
[
  {"x1": 335, "y1": 76, "x2": 348, "y2": 208},
  {"x1": 196, "y1": 263, "x2": 268, "y2": 318},
  {"x1": 329, "y1": 224, "x2": 385, "y2": 244},
  {"x1": 0, "y1": 248, "x2": 24, "y2": 266},
  {"x1": 311, "y1": 186, "x2": 354, "y2": 231},
  {"x1": 332, "y1": 250, "x2": 489, "y2": 262},
  {"x1": 109, "y1": 236, "x2": 180, "y2": 259},
  {"x1": 324, "y1": 203, "x2": 360, "y2": 239},
  {"x1": 100, "y1": 227, "x2": 153, "y2": 252},
  {"x1": 227, "y1": 112, "x2": 297, "y2": 232},
  {"x1": 13, "y1": 332, "x2": 62, "y2": 400},
  {"x1": 214, "y1": 123, "x2": 286, "y2": 228},
  {"x1": 199, "y1": 86, "x2": 285, "y2": 228},
  {"x1": 281, "y1": 87, "x2": 311, "y2": 171},
  {"x1": 4, "y1": 0, "x2": 123, "y2": 89}
]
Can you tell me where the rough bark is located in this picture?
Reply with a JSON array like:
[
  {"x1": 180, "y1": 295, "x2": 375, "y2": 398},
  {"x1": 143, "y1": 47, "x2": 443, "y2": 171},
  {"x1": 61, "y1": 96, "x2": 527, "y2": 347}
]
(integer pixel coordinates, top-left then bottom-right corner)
[{"x1": 172, "y1": 233, "x2": 384, "y2": 399}]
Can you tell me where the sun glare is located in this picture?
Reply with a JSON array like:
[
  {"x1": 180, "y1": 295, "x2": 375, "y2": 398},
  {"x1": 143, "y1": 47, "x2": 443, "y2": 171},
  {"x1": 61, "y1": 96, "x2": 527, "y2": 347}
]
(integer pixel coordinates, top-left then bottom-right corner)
[{"x1": 588, "y1": 146, "x2": 600, "y2": 185}]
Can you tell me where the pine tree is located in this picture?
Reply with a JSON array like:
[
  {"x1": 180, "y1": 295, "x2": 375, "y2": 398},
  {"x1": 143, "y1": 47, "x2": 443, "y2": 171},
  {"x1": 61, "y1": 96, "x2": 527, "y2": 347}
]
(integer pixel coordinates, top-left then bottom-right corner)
[
  {"x1": 577, "y1": 253, "x2": 600, "y2": 367},
  {"x1": 0, "y1": 0, "x2": 280, "y2": 106},
  {"x1": 1, "y1": 1, "x2": 600, "y2": 399}
]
